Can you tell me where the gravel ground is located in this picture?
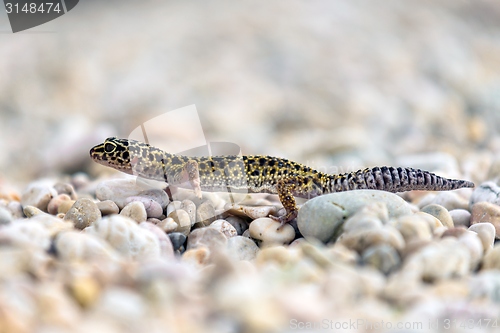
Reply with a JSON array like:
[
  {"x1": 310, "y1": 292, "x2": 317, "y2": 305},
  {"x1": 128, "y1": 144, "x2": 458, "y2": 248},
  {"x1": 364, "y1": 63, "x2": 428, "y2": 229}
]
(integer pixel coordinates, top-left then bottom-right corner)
[{"x1": 1, "y1": 1, "x2": 500, "y2": 332}]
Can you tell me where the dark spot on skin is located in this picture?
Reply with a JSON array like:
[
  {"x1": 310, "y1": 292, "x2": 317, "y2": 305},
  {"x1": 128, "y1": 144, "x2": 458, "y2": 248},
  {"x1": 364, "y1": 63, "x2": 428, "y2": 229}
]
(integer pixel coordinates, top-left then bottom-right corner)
[
  {"x1": 268, "y1": 159, "x2": 276, "y2": 167},
  {"x1": 122, "y1": 151, "x2": 129, "y2": 160},
  {"x1": 278, "y1": 161, "x2": 284, "y2": 168},
  {"x1": 233, "y1": 170, "x2": 240, "y2": 177},
  {"x1": 259, "y1": 158, "x2": 266, "y2": 166},
  {"x1": 171, "y1": 156, "x2": 182, "y2": 165},
  {"x1": 198, "y1": 162, "x2": 206, "y2": 170},
  {"x1": 155, "y1": 154, "x2": 162, "y2": 162},
  {"x1": 294, "y1": 164, "x2": 300, "y2": 171},
  {"x1": 283, "y1": 170, "x2": 288, "y2": 175},
  {"x1": 270, "y1": 169, "x2": 276, "y2": 175},
  {"x1": 251, "y1": 170, "x2": 260, "y2": 177},
  {"x1": 247, "y1": 158, "x2": 255, "y2": 165}
]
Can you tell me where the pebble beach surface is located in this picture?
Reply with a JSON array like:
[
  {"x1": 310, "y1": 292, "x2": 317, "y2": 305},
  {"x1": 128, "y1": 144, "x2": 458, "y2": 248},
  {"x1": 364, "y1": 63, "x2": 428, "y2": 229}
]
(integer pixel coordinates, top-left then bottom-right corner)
[{"x1": 2, "y1": 169, "x2": 500, "y2": 332}]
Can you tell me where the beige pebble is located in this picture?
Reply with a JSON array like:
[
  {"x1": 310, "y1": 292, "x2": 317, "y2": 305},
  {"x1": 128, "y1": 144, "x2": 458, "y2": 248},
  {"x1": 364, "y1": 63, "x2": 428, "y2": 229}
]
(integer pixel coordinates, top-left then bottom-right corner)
[
  {"x1": 414, "y1": 212, "x2": 444, "y2": 232},
  {"x1": 69, "y1": 276, "x2": 101, "y2": 308},
  {"x1": 57, "y1": 200, "x2": 76, "y2": 214},
  {"x1": 441, "y1": 227, "x2": 467, "y2": 238},
  {"x1": 53, "y1": 182, "x2": 78, "y2": 200},
  {"x1": 457, "y1": 231, "x2": 483, "y2": 269},
  {"x1": 156, "y1": 217, "x2": 178, "y2": 233},
  {"x1": 126, "y1": 196, "x2": 163, "y2": 218},
  {"x1": 209, "y1": 219, "x2": 237, "y2": 238},
  {"x1": 226, "y1": 236, "x2": 259, "y2": 261},
  {"x1": 23, "y1": 205, "x2": 45, "y2": 217},
  {"x1": 181, "y1": 200, "x2": 196, "y2": 224},
  {"x1": 187, "y1": 228, "x2": 227, "y2": 253},
  {"x1": 195, "y1": 200, "x2": 216, "y2": 226},
  {"x1": 30, "y1": 214, "x2": 73, "y2": 237},
  {"x1": 471, "y1": 201, "x2": 500, "y2": 238},
  {"x1": 482, "y1": 244, "x2": 500, "y2": 270},
  {"x1": 64, "y1": 198, "x2": 102, "y2": 230},
  {"x1": 7, "y1": 201, "x2": 23, "y2": 219},
  {"x1": 165, "y1": 201, "x2": 182, "y2": 216},
  {"x1": 55, "y1": 231, "x2": 120, "y2": 262},
  {"x1": 181, "y1": 247, "x2": 210, "y2": 267},
  {"x1": 168, "y1": 209, "x2": 192, "y2": 235},
  {"x1": 120, "y1": 201, "x2": 147, "y2": 223},
  {"x1": 343, "y1": 203, "x2": 386, "y2": 233},
  {"x1": 249, "y1": 217, "x2": 295, "y2": 247},
  {"x1": 96, "y1": 200, "x2": 120, "y2": 215},
  {"x1": 47, "y1": 194, "x2": 72, "y2": 215},
  {"x1": 468, "y1": 222, "x2": 495, "y2": 252},
  {"x1": 139, "y1": 222, "x2": 174, "y2": 259},
  {"x1": 0, "y1": 220, "x2": 51, "y2": 250},
  {"x1": 95, "y1": 179, "x2": 169, "y2": 209},
  {"x1": 339, "y1": 225, "x2": 405, "y2": 253},
  {"x1": 449, "y1": 209, "x2": 471, "y2": 227},
  {"x1": 421, "y1": 204, "x2": 454, "y2": 228},
  {"x1": 390, "y1": 214, "x2": 432, "y2": 243},
  {"x1": 21, "y1": 182, "x2": 57, "y2": 212},
  {"x1": 361, "y1": 244, "x2": 400, "y2": 275},
  {"x1": 418, "y1": 191, "x2": 469, "y2": 211}
]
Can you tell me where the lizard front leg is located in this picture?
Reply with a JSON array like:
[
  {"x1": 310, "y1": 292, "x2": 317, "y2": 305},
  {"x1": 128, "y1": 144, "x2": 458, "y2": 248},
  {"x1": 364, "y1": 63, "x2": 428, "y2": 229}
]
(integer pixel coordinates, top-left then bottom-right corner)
[
  {"x1": 166, "y1": 159, "x2": 203, "y2": 199},
  {"x1": 269, "y1": 177, "x2": 300, "y2": 228}
]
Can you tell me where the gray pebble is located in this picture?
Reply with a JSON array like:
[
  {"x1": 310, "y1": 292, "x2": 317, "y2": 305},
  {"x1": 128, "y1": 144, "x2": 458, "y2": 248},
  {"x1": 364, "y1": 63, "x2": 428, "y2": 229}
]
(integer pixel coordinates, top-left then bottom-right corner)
[
  {"x1": 361, "y1": 244, "x2": 400, "y2": 275},
  {"x1": 120, "y1": 201, "x2": 147, "y2": 223},
  {"x1": 187, "y1": 227, "x2": 227, "y2": 252},
  {"x1": 0, "y1": 206, "x2": 12, "y2": 225},
  {"x1": 226, "y1": 236, "x2": 260, "y2": 261},
  {"x1": 449, "y1": 209, "x2": 471, "y2": 228},
  {"x1": 470, "y1": 182, "x2": 500, "y2": 207},
  {"x1": 421, "y1": 204, "x2": 454, "y2": 228},
  {"x1": 391, "y1": 215, "x2": 432, "y2": 242},
  {"x1": 126, "y1": 196, "x2": 163, "y2": 218},
  {"x1": 95, "y1": 179, "x2": 168, "y2": 209},
  {"x1": 64, "y1": 198, "x2": 102, "y2": 230},
  {"x1": 468, "y1": 222, "x2": 495, "y2": 253},
  {"x1": 53, "y1": 182, "x2": 77, "y2": 200},
  {"x1": 298, "y1": 190, "x2": 412, "y2": 243},
  {"x1": 21, "y1": 182, "x2": 57, "y2": 212},
  {"x1": 96, "y1": 200, "x2": 120, "y2": 215},
  {"x1": 195, "y1": 201, "x2": 216, "y2": 227},
  {"x1": 7, "y1": 201, "x2": 23, "y2": 219},
  {"x1": 225, "y1": 215, "x2": 249, "y2": 235},
  {"x1": 168, "y1": 232, "x2": 187, "y2": 252}
]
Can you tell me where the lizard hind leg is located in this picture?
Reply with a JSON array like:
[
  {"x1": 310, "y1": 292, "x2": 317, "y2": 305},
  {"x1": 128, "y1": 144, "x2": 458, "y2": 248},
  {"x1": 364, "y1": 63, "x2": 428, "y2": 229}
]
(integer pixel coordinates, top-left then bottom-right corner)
[{"x1": 269, "y1": 177, "x2": 302, "y2": 228}]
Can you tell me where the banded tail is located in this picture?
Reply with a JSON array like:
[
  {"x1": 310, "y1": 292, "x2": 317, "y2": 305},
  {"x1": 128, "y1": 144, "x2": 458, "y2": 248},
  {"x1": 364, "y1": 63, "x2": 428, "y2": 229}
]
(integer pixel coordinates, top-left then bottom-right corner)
[{"x1": 325, "y1": 166, "x2": 474, "y2": 194}]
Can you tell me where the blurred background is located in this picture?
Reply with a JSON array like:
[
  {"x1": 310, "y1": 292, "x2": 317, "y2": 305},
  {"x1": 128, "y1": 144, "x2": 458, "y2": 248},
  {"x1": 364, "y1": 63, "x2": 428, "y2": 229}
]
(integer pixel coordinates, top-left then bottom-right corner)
[{"x1": 0, "y1": 0, "x2": 499, "y2": 185}]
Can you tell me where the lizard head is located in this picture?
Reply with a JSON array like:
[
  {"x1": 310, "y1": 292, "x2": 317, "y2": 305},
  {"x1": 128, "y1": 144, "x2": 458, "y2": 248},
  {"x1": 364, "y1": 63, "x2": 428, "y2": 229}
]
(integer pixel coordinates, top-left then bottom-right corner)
[{"x1": 90, "y1": 137, "x2": 134, "y2": 174}]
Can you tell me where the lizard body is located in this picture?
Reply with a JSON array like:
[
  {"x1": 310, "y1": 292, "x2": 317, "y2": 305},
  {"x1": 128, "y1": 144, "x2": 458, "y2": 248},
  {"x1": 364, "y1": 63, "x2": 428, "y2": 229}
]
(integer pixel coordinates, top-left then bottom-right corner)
[{"x1": 90, "y1": 137, "x2": 474, "y2": 226}]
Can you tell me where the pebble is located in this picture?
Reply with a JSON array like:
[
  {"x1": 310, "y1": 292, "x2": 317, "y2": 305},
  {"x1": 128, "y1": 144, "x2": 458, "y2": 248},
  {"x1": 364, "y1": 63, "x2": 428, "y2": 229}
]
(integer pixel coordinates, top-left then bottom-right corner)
[
  {"x1": 226, "y1": 236, "x2": 260, "y2": 261},
  {"x1": 47, "y1": 194, "x2": 72, "y2": 215},
  {"x1": 182, "y1": 247, "x2": 210, "y2": 267},
  {"x1": 421, "y1": 204, "x2": 454, "y2": 228},
  {"x1": 449, "y1": 209, "x2": 471, "y2": 227},
  {"x1": 226, "y1": 203, "x2": 279, "y2": 220},
  {"x1": 0, "y1": 206, "x2": 12, "y2": 225},
  {"x1": 249, "y1": 217, "x2": 295, "y2": 247},
  {"x1": 470, "y1": 201, "x2": 500, "y2": 238},
  {"x1": 470, "y1": 181, "x2": 500, "y2": 206},
  {"x1": 186, "y1": 228, "x2": 228, "y2": 253},
  {"x1": 181, "y1": 200, "x2": 196, "y2": 224},
  {"x1": 23, "y1": 205, "x2": 44, "y2": 217},
  {"x1": 361, "y1": 244, "x2": 400, "y2": 275},
  {"x1": 20, "y1": 182, "x2": 57, "y2": 212},
  {"x1": 96, "y1": 200, "x2": 120, "y2": 215},
  {"x1": 139, "y1": 222, "x2": 174, "y2": 259},
  {"x1": 482, "y1": 244, "x2": 500, "y2": 270},
  {"x1": 0, "y1": 220, "x2": 51, "y2": 250},
  {"x1": 468, "y1": 222, "x2": 495, "y2": 252},
  {"x1": 31, "y1": 214, "x2": 73, "y2": 237},
  {"x1": 7, "y1": 201, "x2": 23, "y2": 219},
  {"x1": 418, "y1": 191, "x2": 469, "y2": 211},
  {"x1": 64, "y1": 198, "x2": 102, "y2": 230},
  {"x1": 168, "y1": 232, "x2": 187, "y2": 252},
  {"x1": 391, "y1": 214, "x2": 432, "y2": 243},
  {"x1": 339, "y1": 225, "x2": 406, "y2": 253},
  {"x1": 165, "y1": 201, "x2": 182, "y2": 216},
  {"x1": 120, "y1": 201, "x2": 147, "y2": 223},
  {"x1": 95, "y1": 179, "x2": 168, "y2": 209},
  {"x1": 69, "y1": 276, "x2": 101, "y2": 308},
  {"x1": 195, "y1": 200, "x2": 216, "y2": 226},
  {"x1": 209, "y1": 219, "x2": 238, "y2": 238},
  {"x1": 54, "y1": 231, "x2": 120, "y2": 262},
  {"x1": 456, "y1": 230, "x2": 483, "y2": 269},
  {"x1": 85, "y1": 215, "x2": 161, "y2": 261},
  {"x1": 53, "y1": 182, "x2": 77, "y2": 200},
  {"x1": 298, "y1": 190, "x2": 412, "y2": 243},
  {"x1": 156, "y1": 217, "x2": 178, "y2": 233},
  {"x1": 126, "y1": 196, "x2": 163, "y2": 218},
  {"x1": 469, "y1": 270, "x2": 500, "y2": 302},
  {"x1": 342, "y1": 203, "x2": 387, "y2": 234},
  {"x1": 58, "y1": 200, "x2": 76, "y2": 214},
  {"x1": 168, "y1": 209, "x2": 192, "y2": 235},
  {"x1": 225, "y1": 215, "x2": 249, "y2": 235}
]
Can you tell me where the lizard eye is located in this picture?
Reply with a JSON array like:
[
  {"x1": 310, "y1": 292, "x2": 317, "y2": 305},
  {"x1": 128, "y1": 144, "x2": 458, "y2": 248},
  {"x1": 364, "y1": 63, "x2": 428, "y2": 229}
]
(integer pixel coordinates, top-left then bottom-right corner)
[{"x1": 104, "y1": 143, "x2": 116, "y2": 153}]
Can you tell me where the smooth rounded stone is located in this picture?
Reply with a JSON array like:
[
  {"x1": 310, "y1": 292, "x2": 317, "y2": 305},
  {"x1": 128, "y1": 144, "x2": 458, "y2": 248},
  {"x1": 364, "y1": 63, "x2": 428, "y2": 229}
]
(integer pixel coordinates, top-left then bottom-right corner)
[
  {"x1": 390, "y1": 215, "x2": 432, "y2": 243},
  {"x1": 209, "y1": 219, "x2": 237, "y2": 238},
  {"x1": 361, "y1": 244, "x2": 400, "y2": 275},
  {"x1": 95, "y1": 179, "x2": 169, "y2": 209},
  {"x1": 225, "y1": 216, "x2": 249, "y2": 235},
  {"x1": 64, "y1": 198, "x2": 102, "y2": 230},
  {"x1": 468, "y1": 222, "x2": 495, "y2": 252},
  {"x1": 225, "y1": 203, "x2": 280, "y2": 220},
  {"x1": 23, "y1": 205, "x2": 44, "y2": 217},
  {"x1": 457, "y1": 230, "x2": 483, "y2": 269},
  {"x1": 139, "y1": 222, "x2": 174, "y2": 259},
  {"x1": 470, "y1": 181, "x2": 500, "y2": 206},
  {"x1": 7, "y1": 201, "x2": 23, "y2": 219},
  {"x1": 418, "y1": 191, "x2": 469, "y2": 211},
  {"x1": 421, "y1": 204, "x2": 453, "y2": 228},
  {"x1": 30, "y1": 214, "x2": 74, "y2": 237},
  {"x1": 0, "y1": 206, "x2": 12, "y2": 225},
  {"x1": 168, "y1": 209, "x2": 192, "y2": 235},
  {"x1": 298, "y1": 190, "x2": 412, "y2": 243},
  {"x1": 0, "y1": 220, "x2": 50, "y2": 250},
  {"x1": 441, "y1": 227, "x2": 468, "y2": 238},
  {"x1": 339, "y1": 225, "x2": 405, "y2": 253},
  {"x1": 20, "y1": 182, "x2": 57, "y2": 212},
  {"x1": 482, "y1": 245, "x2": 500, "y2": 270},
  {"x1": 156, "y1": 217, "x2": 178, "y2": 233},
  {"x1": 226, "y1": 236, "x2": 259, "y2": 261},
  {"x1": 168, "y1": 232, "x2": 187, "y2": 252},
  {"x1": 58, "y1": 200, "x2": 76, "y2": 214},
  {"x1": 53, "y1": 182, "x2": 77, "y2": 200},
  {"x1": 47, "y1": 194, "x2": 72, "y2": 215},
  {"x1": 471, "y1": 201, "x2": 500, "y2": 238},
  {"x1": 195, "y1": 200, "x2": 216, "y2": 226},
  {"x1": 55, "y1": 231, "x2": 121, "y2": 262},
  {"x1": 85, "y1": 215, "x2": 161, "y2": 261},
  {"x1": 165, "y1": 201, "x2": 182, "y2": 217},
  {"x1": 69, "y1": 276, "x2": 101, "y2": 308},
  {"x1": 413, "y1": 212, "x2": 444, "y2": 232},
  {"x1": 249, "y1": 217, "x2": 295, "y2": 247},
  {"x1": 342, "y1": 203, "x2": 387, "y2": 234},
  {"x1": 96, "y1": 200, "x2": 120, "y2": 215},
  {"x1": 181, "y1": 200, "x2": 196, "y2": 224},
  {"x1": 404, "y1": 238, "x2": 470, "y2": 281},
  {"x1": 469, "y1": 270, "x2": 500, "y2": 302},
  {"x1": 125, "y1": 196, "x2": 163, "y2": 218},
  {"x1": 449, "y1": 209, "x2": 471, "y2": 228},
  {"x1": 325, "y1": 243, "x2": 359, "y2": 265},
  {"x1": 181, "y1": 247, "x2": 210, "y2": 266},
  {"x1": 120, "y1": 201, "x2": 147, "y2": 223},
  {"x1": 186, "y1": 227, "x2": 227, "y2": 252}
]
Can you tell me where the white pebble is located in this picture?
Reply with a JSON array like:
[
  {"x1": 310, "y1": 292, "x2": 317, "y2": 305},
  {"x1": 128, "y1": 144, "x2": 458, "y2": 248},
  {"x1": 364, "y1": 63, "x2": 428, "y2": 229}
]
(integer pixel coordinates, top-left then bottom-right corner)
[{"x1": 120, "y1": 201, "x2": 147, "y2": 223}]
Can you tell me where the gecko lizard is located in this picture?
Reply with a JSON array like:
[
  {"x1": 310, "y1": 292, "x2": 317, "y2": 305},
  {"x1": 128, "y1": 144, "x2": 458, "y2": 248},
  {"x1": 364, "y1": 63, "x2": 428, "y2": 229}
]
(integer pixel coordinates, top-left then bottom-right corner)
[{"x1": 90, "y1": 137, "x2": 474, "y2": 227}]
